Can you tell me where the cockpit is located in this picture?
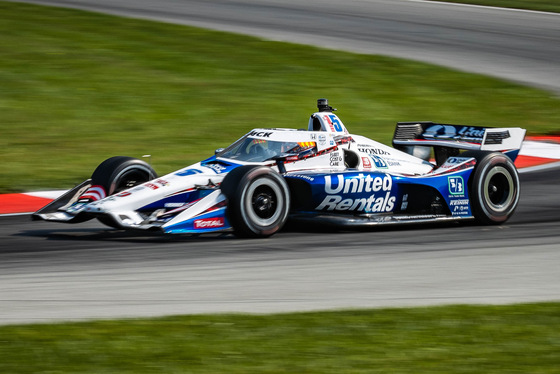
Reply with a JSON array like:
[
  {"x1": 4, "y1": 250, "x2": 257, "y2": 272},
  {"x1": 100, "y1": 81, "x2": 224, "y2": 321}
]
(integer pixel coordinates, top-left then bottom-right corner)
[
  {"x1": 216, "y1": 99, "x2": 350, "y2": 164},
  {"x1": 217, "y1": 136, "x2": 317, "y2": 162}
]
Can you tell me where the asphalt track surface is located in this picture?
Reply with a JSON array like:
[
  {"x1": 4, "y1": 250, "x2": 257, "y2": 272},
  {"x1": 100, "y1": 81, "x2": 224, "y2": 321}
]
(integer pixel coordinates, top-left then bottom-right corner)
[
  {"x1": 9, "y1": 0, "x2": 560, "y2": 94},
  {"x1": 1, "y1": 0, "x2": 559, "y2": 324},
  {"x1": 1, "y1": 167, "x2": 559, "y2": 324}
]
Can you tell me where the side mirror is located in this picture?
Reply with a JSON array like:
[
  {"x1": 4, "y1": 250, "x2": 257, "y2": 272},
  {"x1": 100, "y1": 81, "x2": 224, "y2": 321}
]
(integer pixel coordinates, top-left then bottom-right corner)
[{"x1": 214, "y1": 148, "x2": 224, "y2": 155}]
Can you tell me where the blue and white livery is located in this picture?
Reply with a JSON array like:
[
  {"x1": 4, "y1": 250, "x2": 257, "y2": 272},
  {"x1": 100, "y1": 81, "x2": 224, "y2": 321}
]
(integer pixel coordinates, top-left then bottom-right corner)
[{"x1": 34, "y1": 99, "x2": 526, "y2": 238}]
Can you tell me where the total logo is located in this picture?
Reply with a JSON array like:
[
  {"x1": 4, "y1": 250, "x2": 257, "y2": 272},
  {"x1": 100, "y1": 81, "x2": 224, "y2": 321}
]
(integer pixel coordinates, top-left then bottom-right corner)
[
  {"x1": 194, "y1": 217, "x2": 225, "y2": 229},
  {"x1": 316, "y1": 173, "x2": 396, "y2": 213}
]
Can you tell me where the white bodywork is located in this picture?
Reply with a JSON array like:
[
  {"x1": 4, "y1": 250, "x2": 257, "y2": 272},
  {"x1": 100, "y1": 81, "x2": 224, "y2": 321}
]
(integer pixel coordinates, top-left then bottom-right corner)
[{"x1": 33, "y1": 106, "x2": 526, "y2": 233}]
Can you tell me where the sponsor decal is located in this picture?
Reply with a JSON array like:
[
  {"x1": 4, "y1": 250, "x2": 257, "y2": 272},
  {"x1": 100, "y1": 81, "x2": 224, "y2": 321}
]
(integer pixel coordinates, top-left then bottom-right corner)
[
  {"x1": 370, "y1": 155, "x2": 388, "y2": 169},
  {"x1": 440, "y1": 157, "x2": 470, "y2": 169},
  {"x1": 448, "y1": 176, "x2": 465, "y2": 195},
  {"x1": 358, "y1": 147, "x2": 390, "y2": 156},
  {"x1": 449, "y1": 198, "x2": 470, "y2": 215},
  {"x1": 144, "y1": 183, "x2": 159, "y2": 190},
  {"x1": 318, "y1": 134, "x2": 327, "y2": 145},
  {"x1": 330, "y1": 151, "x2": 342, "y2": 167},
  {"x1": 424, "y1": 124, "x2": 485, "y2": 142},
  {"x1": 458, "y1": 127, "x2": 485, "y2": 139},
  {"x1": 449, "y1": 199, "x2": 469, "y2": 206},
  {"x1": 361, "y1": 157, "x2": 371, "y2": 169},
  {"x1": 206, "y1": 163, "x2": 226, "y2": 174},
  {"x1": 248, "y1": 131, "x2": 273, "y2": 138},
  {"x1": 194, "y1": 217, "x2": 225, "y2": 229},
  {"x1": 324, "y1": 174, "x2": 392, "y2": 194},
  {"x1": 290, "y1": 174, "x2": 315, "y2": 182},
  {"x1": 316, "y1": 174, "x2": 396, "y2": 213}
]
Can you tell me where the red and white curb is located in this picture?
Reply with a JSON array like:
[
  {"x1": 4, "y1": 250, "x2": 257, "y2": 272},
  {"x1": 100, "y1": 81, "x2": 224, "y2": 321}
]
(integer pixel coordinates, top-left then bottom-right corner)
[
  {"x1": 515, "y1": 137, "x2": 560, "y2": 172},
  {"x1": 0, "y1": 190, "x2": 67, "y2": 215},
  {"x1": 1, "y1": 138, "x2": 559, "y2": 215}
]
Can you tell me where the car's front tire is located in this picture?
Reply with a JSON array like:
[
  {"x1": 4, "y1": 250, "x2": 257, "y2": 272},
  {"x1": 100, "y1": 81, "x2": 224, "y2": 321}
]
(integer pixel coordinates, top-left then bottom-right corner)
[
  {"x1": 91, "y1": 156, "x2": 157, "y2": 227},
  {"x1": 463, "y1": 151, "x2": 520, "y2": 224},
  {"x1": 91, "y1": 156, "x2": 157, "y2": 195},
  {"x1": 221, "y1": 166, "x2": 290, "y2": 238}
]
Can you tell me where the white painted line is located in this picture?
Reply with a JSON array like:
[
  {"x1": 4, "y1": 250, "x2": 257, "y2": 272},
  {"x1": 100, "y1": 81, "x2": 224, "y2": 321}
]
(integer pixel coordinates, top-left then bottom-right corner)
[
  {"x1": 519, "y1": 141, "x2": 560, "y2": 159},
  {"x1": 518, "y1": 160, "x2": 560, "y2": 174},
  {"x1": 0, "y1": 212, "x2": 35, "y2": 217},
  {"x1": 405, "y1": 0, "x2": 560, "y2": 16},
  {"x1": 24, "y1": 190, "x2": 67, "y2": 199}
]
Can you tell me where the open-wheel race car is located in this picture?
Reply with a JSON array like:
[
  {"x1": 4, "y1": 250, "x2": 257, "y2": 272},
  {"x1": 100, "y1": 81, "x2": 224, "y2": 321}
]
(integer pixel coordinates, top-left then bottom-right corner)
[{"x1": 33, "y1": 99, "x2": 526, "y2": 238}]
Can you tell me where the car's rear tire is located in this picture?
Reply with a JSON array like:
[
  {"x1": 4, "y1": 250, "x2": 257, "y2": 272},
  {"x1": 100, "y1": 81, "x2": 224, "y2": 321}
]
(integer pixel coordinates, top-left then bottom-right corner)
[
  {"x1": 463, "y1": 151, "x2": 519, "y2": 224},
  {"x1": 91, "y1": 156, "x2": 157, "y2": 228},
  {"x1": 221, "y1": 166, "x2": 290, "y2": 238}
]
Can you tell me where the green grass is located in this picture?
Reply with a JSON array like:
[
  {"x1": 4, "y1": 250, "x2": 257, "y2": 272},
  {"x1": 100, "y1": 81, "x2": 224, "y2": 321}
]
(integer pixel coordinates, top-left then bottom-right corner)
[
  {"x1": 1, "y1": 1, "x2": 560, "y2": 192},
  {"x1": 431, "y1": 0, "x2": 560, "y2": 13},
  {"x1": 1, "y1": 303, "x2": 559, "y2": 373}
]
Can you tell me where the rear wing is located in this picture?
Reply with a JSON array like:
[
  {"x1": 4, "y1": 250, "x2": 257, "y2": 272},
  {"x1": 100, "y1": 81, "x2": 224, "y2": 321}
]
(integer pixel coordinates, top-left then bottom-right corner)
[{"x1": 392, "y1": 122, "x2": 526, "y2": 164}]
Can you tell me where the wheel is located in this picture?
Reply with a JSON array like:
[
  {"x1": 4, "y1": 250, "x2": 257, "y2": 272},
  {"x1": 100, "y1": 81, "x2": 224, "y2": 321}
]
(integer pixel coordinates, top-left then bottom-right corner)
[
  {"x1": 463, "y1": 151, "x2": 520, "y2": 224},
  {"x1": 91, "y1": 156, "x2": 157, "y2": 195},
  {"x1": 221, "y1": 166, "x2": 290, "y2": 238},
  {"x1": 91, "y1": 156, "x2": 157, "y2": 227}
]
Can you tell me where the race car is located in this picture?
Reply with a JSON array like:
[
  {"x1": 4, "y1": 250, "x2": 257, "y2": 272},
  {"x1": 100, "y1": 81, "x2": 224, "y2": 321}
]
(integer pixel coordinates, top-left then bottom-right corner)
[{"x1": 33, "y1": 99, "x2": 526, "y2": 238}]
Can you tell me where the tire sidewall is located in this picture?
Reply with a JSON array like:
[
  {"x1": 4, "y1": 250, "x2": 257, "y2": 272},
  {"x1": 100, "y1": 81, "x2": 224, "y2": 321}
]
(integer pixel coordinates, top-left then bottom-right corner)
[
  {"x1": 222, "y1": 166, "x2": 290, "y2": 238},
  {"x1": 468, "y1": 152, "x2": 520, "y2": 224}
]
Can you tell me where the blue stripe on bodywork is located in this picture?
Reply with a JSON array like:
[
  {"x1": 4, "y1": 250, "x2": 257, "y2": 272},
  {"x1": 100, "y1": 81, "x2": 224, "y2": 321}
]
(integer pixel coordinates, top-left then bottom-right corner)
[
  {"x1": 200, "y1": 157, "x2": 241, "y2": 174},
  {"x1": 287, "y1": 168, "x2": 475, "y2": 218},
  {"x1": 138, "y1": 190, "x2": 211, "y2": 211},
  {"x1": 162, "y1": 207, "x2": 231, "y2": 234}
]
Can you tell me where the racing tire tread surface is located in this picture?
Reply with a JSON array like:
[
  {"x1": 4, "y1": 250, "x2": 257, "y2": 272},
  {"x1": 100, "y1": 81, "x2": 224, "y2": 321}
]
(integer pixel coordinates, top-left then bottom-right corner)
[
  {"x1": 463, "y1": 150, "x2": 520, "y2": 225},
  {"x1": 91, "y1": 156, "x2": 157, "y2": 195},
  {"x1": 221, "y1": 165, "x2": 290, "y2": 238}
]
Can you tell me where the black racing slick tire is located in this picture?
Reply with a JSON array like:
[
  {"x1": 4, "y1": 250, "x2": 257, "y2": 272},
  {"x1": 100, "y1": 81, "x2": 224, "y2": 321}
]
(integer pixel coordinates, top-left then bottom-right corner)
[
  {"x1": 221, "y1": 166, "x2": 290, "y2": 238},
  {"x1": 91, "y1": 156, "x2": 157, "y2": 196},
  {"x1": 463, "y1": 151, "x2": 520, "y2": 225},
  {"x1": 91, "y1": 156, "x2": 157, "y2": 228}
]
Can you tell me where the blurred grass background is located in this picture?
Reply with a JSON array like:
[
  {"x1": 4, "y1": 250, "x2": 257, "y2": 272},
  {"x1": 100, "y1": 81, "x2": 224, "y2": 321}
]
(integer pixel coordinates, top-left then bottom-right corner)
[
  {"x1": 1, "y1": 303, "x2": 559, "y2": 373},
  {"x1": 1, "y1": 1, "x2": 559, "y2": 192}
]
